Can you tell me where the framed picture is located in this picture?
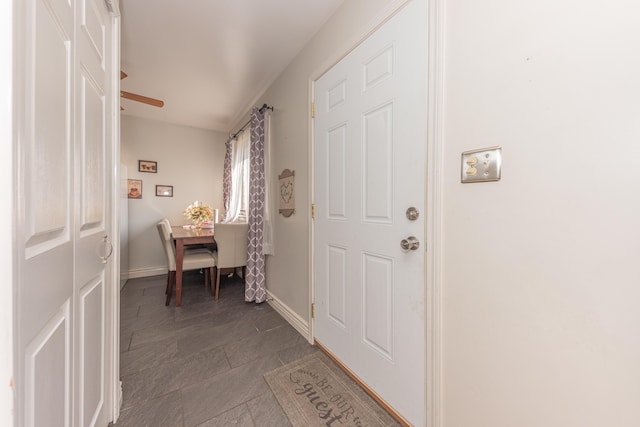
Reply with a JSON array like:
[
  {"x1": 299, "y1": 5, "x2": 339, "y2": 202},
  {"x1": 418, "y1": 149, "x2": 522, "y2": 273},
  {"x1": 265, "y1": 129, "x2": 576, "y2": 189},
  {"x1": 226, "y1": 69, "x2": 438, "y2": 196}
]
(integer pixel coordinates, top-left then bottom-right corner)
[
  {"x1": 156, "y1": 185, "x2": 173, "y2": 197},
  {"x1": 278, "y1": 169, "x2": 295, "y2": 217},
  {"x1": 138, "y1": 160, "x2": 157, "y2": 173},
  {"x1": 127, "y1": 179, "x2": 142, "y2": 199}
]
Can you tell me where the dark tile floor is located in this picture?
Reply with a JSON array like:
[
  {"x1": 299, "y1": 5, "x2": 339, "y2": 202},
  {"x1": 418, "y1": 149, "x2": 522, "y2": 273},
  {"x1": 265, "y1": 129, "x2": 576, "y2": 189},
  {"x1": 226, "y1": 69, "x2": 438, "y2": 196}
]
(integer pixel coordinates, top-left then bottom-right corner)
[{"x1": 114, "y1": 272, "x2": 319, "y2": 427}]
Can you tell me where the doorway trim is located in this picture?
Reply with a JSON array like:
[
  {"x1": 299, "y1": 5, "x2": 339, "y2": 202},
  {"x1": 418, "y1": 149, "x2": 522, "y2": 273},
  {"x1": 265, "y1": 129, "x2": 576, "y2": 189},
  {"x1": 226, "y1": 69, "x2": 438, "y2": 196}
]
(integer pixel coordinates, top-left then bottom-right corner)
[
  {"x1": 307, "y1": 0, "x2": 444, "y2": 426},
  {"x1": 107, "y1": 3, "x2": 123, "y2": 422},
  {"x1": 0, "y1": 0, "x2": 14, "y2": 424},
  {"x1": 424, "y1": 0, "x2": 445, "y2": 426}
]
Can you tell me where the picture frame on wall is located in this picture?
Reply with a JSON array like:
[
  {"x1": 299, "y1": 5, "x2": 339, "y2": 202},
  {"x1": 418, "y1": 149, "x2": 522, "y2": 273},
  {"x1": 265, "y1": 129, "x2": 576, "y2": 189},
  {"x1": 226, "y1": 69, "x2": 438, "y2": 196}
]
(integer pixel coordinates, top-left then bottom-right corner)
[
  {"x1": 127, "y1": 179, "x2": 142, "y2": 199},
  {"x1": 138, "y1": 160, "x2": 157, "y2": 173},
  {"x1": 156, "y1": 185, "x2": 173, "y2": 197}
]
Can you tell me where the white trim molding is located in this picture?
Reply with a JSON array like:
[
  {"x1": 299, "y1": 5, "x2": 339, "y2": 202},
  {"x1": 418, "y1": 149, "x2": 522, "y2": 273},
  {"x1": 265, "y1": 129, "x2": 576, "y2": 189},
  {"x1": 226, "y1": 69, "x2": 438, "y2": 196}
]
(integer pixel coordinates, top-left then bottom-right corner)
[
  {"x1": 267, "y1": 290, "x2": 310, "y2": 342},
  {"x1": 109, "y1": 11, "x2": 122, "y2": 424},
  {"x1": 425, "y1": 0, "x2": 445, "y2": 426},
  {"x1": 127, "y1": 267, "x2": 167, "y2": 280},
  {"x1": 0, "y1": 0, "x2": 14, "y2": 424}
]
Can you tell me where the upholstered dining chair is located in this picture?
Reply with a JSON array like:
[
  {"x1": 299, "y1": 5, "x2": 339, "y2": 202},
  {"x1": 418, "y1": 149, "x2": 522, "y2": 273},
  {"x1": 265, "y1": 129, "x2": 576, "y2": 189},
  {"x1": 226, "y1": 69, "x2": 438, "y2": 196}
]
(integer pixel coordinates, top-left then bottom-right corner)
[
  {"x1": 160, "y1": 218, "x2": 213, "y2": 254},
  {"x1": 211, "y1": 222, "x2": 249, "y2": 301},
  {"x1": 156, "y1": 221, "x2": 217, "y2": 305}
]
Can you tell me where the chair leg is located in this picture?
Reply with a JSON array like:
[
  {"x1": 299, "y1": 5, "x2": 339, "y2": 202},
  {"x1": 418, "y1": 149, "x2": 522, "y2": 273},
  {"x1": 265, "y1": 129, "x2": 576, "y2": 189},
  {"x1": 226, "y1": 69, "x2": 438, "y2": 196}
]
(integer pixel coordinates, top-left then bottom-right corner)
[
  {"x1": 204, "y1": 268, "x2": 209, "y2": 288},
  {"x1": 165, "y1": 271, "x2": 175, "y2": 306},
  {"x1": 209, "y1": 267, "x2": 216, "y2": 298},
  {"x1": 215, "y1": 268, "x2": 221, "y2": 301},
  {"x1": 165, "y1": 272, "x2": 171, "y2": 295},
  {"x1": 242, "y1": 266, "x2": 246, "y2": 285}
]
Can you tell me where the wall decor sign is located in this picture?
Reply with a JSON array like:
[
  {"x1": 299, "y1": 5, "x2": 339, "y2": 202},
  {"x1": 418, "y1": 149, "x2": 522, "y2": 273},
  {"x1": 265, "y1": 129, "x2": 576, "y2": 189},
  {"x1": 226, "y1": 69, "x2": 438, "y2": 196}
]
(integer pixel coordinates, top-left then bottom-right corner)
[
  {"x1": 278, "y1": 169, "x2": 295, "y2": 217},
  {"x1": 138, "y1": 160, "x2": 157, "y2": 173},
  {"x1": 127, "y1": 179, "x2": 142, "y2": 199},
  {"x1": 156, "y1": 185, "x2": 173, "y2": 197}
]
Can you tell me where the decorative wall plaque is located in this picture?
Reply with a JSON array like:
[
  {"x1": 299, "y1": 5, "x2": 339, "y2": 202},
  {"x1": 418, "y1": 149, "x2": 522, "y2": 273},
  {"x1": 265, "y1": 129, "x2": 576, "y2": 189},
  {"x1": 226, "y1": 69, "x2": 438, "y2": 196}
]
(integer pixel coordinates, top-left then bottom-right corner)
[{"x1": 278, "y1": 169, "x2": 295, "y2": 217}]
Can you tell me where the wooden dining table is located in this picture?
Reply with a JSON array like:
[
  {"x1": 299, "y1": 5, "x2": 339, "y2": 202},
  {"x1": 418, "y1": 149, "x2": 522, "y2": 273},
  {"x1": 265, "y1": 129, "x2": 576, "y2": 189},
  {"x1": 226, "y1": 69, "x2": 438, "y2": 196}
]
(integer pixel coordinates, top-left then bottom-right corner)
[{"x1": 171, "y1": 226, "x2": 216, "y2": 307}]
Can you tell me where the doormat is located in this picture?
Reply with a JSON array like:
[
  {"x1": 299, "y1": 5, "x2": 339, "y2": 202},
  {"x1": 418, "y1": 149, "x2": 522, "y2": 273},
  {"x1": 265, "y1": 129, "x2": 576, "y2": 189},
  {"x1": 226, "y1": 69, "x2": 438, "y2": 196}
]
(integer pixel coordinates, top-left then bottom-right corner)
[{"x1": 264, "y1": 352, "x2": 400, "y2": 426}]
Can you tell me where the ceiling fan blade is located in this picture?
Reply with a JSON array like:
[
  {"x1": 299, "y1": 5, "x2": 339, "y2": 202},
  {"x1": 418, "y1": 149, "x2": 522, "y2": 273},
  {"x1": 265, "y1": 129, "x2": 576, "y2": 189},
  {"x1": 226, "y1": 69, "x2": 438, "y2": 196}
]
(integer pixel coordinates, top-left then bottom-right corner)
[
  {"x1": 121, "y1": 90, "x2": 164, "y2": 108},
  {"x1": 120, "y1": 71, "x2": 128, "y2": 80}
]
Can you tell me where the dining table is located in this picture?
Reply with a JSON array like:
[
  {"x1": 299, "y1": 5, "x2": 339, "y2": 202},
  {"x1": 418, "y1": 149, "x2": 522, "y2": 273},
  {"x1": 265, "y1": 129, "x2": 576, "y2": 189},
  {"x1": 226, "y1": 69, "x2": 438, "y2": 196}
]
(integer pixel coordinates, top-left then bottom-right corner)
[{"x1": 170, "y1": 226, "x2": 216, "y2": 307}]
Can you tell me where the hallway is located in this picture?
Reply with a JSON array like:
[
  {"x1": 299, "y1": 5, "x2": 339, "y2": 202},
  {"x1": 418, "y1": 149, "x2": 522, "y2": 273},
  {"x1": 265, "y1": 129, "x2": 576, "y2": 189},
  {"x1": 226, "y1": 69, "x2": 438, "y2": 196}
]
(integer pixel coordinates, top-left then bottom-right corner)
[{"x1": 115, "y1": 272, "x2": 316, "y2": 426}]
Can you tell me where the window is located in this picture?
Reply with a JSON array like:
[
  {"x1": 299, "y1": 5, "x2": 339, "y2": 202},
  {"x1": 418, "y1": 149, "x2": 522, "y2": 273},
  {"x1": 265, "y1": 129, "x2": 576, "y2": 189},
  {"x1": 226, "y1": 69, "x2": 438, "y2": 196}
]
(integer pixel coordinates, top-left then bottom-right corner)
[{"x1": 225, "y1": 129, "x2": 250, "y2": 223}]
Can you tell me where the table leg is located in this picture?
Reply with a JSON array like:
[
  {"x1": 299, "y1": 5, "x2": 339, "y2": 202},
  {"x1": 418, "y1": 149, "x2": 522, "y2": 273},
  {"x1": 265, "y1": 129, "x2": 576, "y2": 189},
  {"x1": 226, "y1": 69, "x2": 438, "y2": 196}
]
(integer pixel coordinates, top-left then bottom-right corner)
[{"x1": 175, "y1": 239, "x2": 184, "y2": 307}]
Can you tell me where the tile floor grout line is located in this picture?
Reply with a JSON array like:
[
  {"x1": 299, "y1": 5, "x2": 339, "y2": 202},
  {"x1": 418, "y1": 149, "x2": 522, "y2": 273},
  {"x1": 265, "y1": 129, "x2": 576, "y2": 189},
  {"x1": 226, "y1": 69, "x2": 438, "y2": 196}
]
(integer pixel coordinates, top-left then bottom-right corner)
[{"x1": 115, "y1": 273, "x2": 319, "y2": 426}]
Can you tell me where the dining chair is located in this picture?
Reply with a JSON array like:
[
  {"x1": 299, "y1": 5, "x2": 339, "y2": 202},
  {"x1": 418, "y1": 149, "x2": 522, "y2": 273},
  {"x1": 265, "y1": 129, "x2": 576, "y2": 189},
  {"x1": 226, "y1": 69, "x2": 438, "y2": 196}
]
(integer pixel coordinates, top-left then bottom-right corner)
[
  {"x1": 211, "y1": 222, "x2": 249, "y2": 301},
  {"x1": 156, "y1": 221, "x2": 218, "y2": 305},
  {"x1": 160, "y1": 218, "x2": 213, "y2": 254}
]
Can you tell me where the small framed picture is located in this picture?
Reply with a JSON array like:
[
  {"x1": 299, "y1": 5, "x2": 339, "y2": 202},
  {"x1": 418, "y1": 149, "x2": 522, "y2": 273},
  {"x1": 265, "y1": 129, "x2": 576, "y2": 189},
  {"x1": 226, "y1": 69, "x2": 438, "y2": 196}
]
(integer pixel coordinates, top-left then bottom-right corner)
[
  {"x1": 127, "y1": 179, "x2": 142, "y2": 199},
  {"x1": 138, "y1": 160, "x2": 157, "y2": 173},
  {"x1": 156, "y1": 185, "x2": 173, "y2": 197}
]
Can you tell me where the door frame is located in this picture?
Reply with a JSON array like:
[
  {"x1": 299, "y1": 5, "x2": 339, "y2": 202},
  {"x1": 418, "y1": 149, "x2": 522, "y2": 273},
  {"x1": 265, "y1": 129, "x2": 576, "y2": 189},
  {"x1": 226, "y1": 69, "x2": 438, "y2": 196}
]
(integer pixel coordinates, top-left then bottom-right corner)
[
  {"x1": 1, "y1": 0, "x2": 14, "y2": 425},
  {"x1": 307, "y1": 0, "x2": 445, "y2": 426},
  {"x1": 107, "y1": 2, "x2": 123, "y2": 422}
]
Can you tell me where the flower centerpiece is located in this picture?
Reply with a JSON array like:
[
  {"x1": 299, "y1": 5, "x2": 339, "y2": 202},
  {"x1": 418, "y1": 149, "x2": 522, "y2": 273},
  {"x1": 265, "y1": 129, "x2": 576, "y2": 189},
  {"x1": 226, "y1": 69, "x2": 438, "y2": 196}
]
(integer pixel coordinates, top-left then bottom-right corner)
[{"x1": 183, "y1": 200, "x2": 213, "y2": 228}]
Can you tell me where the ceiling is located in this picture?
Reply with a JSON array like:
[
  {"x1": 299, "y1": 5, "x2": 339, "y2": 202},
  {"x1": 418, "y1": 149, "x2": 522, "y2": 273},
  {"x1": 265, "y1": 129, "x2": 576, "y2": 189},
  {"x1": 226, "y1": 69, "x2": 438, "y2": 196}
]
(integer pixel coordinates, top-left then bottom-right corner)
[{"x1": 119, "y1": 0, "x2": 346, "y2": 132}]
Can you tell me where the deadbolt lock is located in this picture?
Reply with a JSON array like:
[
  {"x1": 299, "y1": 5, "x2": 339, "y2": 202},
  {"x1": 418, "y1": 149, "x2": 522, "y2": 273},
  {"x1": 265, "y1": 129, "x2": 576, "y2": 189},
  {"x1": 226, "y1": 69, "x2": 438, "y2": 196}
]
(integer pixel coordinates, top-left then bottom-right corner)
[{"x1": 406, "y1": 207, "x2": 419, "y2": 221}]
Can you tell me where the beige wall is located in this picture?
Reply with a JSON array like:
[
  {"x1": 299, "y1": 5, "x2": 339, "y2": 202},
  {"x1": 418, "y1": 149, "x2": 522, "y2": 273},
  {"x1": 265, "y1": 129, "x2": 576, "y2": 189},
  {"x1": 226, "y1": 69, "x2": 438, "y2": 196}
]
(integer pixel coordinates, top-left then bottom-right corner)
[
  {"x1": 442, "y1": 0, "x2": 640, "y2": 425},
  {"x1": 239, "y1": 0, "x2": 403, "y2": 321},
  {"x1": 121, "y1": 115, "x2": 226, "y2": 276}
]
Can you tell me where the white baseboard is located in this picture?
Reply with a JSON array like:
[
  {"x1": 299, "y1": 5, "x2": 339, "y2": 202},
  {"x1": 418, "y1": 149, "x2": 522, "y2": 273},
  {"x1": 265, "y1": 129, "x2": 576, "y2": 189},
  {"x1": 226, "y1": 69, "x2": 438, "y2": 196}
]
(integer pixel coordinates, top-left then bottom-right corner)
[
  {"x1": 266, "y1": 290, "x2": 311, "y2": 343},
  {"x1": 127, "y1": 266, "x2": 167, "y2": 279},
  {"x1": 120, "y1": 273, "x2": 128, "y2": 289}
]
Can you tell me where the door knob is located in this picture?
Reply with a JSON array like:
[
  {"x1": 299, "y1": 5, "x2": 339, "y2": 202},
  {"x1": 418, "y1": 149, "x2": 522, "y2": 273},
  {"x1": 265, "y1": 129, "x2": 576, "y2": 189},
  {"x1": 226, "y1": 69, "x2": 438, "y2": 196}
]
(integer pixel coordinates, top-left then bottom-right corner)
[
  {"x1": 400, "y1": 236, "x2": 420, "y2": 251},
  {"x1": 97, "y1": 235, "x2": 114, "y2": 264}
]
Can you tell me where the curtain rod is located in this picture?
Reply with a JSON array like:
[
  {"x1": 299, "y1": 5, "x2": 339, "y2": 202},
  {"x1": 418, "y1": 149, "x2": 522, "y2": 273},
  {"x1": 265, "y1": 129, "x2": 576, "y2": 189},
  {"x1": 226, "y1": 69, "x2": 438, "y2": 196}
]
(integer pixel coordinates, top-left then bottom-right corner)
[{"x1": 227, "y1": 103, "x2": 274, "y2": 142}]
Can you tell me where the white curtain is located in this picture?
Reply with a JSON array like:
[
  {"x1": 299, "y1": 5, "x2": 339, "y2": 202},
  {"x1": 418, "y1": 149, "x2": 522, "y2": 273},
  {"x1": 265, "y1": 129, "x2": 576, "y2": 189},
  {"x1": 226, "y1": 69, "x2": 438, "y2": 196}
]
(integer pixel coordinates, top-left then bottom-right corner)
[
  {"x1": 262, "y1": 110, "x2": 274, "y2": 255},
  {"x1": 223, "y1": 129, "x2": 250, "y2": 223}
]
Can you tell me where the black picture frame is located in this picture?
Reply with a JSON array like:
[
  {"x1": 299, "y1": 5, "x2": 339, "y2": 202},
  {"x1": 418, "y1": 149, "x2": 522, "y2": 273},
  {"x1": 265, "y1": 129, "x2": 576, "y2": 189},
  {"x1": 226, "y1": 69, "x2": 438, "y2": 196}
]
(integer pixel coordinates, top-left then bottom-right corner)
[
  {"x1": 138, "y1": 160, "x2": 157, "y2": 173},
  {"x1": 155, "y1": 185, "x2": 173, "y2": 197}
]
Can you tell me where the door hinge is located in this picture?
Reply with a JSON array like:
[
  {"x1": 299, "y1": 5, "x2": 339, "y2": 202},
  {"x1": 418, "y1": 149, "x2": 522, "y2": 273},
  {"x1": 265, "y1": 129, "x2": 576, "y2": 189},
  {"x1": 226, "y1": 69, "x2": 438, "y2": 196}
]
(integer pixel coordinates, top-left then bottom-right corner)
[
  {"x1": 311, "y1": 203, "x2": 315, "y2": 219},
  {"x1": 311, "y1": 303, "x2": 315, "y2": 319},
  {"x1": 311, "y1": 102, "x2": 315, "y2": 118}
]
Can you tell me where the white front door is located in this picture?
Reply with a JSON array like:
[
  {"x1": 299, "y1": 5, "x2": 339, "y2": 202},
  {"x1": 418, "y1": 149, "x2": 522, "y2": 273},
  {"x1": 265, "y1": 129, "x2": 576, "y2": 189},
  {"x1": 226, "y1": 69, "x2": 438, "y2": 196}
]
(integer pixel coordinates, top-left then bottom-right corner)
[
  {"x1": 313, "y1": 1, "x2": 427, "y2": 425},
  {"x1": 15, "y1": 0, "x2": 117, "y2": 425}
]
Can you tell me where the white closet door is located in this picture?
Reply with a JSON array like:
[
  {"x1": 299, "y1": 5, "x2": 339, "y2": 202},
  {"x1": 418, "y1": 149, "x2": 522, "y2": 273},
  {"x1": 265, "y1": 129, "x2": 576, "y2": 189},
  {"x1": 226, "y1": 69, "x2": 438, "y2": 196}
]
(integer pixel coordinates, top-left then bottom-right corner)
[{"x1": 15, "y1": 0, "x2": 117, "y2": 425}]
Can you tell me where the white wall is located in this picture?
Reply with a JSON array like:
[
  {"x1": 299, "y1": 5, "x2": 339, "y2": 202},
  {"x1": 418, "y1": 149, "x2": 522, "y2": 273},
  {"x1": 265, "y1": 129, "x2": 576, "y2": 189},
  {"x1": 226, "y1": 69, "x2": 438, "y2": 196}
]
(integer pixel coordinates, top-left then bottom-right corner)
[
  {"x1": 241, "y1": 0, "x2": 405, "y2": 320},
  {"x1": 121, "y1": 115, "x2": 226, "y2": 277},
  {"x1": 442, "y1": 0, "x2": 640, "y2": 425}
]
